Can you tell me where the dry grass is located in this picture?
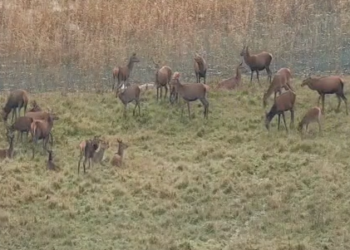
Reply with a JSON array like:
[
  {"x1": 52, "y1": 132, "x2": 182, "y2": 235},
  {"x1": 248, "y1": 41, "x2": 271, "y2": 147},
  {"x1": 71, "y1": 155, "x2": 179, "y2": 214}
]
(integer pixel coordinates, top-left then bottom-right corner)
[
  {"x1": 0, "y1": 78, "x2": 350, "y2": 249},
  {"x1": 1, "y1": 1, "x2": 350, "y2": 249}
]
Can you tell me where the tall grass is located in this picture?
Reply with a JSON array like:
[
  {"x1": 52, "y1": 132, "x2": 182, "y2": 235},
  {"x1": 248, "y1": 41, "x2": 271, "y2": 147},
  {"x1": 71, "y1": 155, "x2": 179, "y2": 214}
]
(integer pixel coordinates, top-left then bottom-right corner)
[{"x1": 0, "y1": 0, "x2": 349, "y2": 91}]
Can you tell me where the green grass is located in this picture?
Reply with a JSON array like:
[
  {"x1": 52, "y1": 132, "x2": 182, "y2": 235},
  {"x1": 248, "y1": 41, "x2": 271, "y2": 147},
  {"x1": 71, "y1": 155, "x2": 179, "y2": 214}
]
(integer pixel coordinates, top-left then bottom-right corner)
[{"x1": 1, "y1": 77, "x2": 350, "y2": 250}]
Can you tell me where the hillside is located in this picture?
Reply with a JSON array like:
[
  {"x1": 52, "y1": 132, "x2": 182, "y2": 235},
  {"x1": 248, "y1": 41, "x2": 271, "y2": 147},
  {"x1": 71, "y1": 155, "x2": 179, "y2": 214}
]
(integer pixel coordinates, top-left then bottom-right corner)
[{"x1": 1, "y1": 79, "x2": 350, "y2": 250}]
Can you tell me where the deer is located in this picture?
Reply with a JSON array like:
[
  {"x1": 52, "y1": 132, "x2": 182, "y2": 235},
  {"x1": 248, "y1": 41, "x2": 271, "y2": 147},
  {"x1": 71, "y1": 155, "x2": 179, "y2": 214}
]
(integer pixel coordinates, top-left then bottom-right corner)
[
  {"x1": 152, "y1": 58, "x2": 173, "y2": 101},
  {"x1": 265, "y1": 90, "x2": 296, "y2": 132},
  {"x1": 240, "y1": 45, "x2": 273, "y2": 84},
  {"x1": 110, "y1": 139, "x2": 129, "y2": 167},
  {"x1": 46, "y1": 149, "x2": 57, "y2": 170},
  {"x1": 112, "y1": 53, "x2": 140, "y2": 91},
  {"x1": 1, "y1": 89, "x2": 29, "y2": 123},
  {"x1": 0, "y1": 129, "x2": 15, "y2": 160},
  {"x1": 216, "y1": 62, "x2": 245, "y2": 90},
  {"x1": 92, "y1": 140, "x2": 110, "y2": 165},
  {"x1": 27, "y1": 100, "x2": 42, "y2": 112},
  {"x1": 30, "y1": 112, "x2": 59, "y2": 158},
  {"x1": 116, "y1": 84, "x2": 141, "y2": 117},
  {"x1": 8, "y1": 116, "x2": 34, "y2": 142},
  {"x1": 194, "y1": 53, "x2": 208, "y2": 84},
  {"x1": 170, "y1": 72, "x2": 209, "y2": 119},
  {"x1": 263, "y1": 67, "x2": 293, "y2": 108},
  {"x1": 78, "y1": 136, "x2": 101, "y2": 174},
  {"x1": 298, "y1": 106, "x2": 322, "y2": 136},
  {"x1": 301, "y1": 75, "x2": 348, "y2": 115}
]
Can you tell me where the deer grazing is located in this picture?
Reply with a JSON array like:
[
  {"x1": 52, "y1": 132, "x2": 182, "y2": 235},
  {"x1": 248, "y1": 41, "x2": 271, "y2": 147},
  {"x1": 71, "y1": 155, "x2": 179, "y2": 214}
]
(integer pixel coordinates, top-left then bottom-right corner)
[
  {"x1": 78, "y1": 136, "x2": 101, "y2": 174},
  {"x1": 92, "y1": 140, "x2": 109, "y2": 165},
  {"x1": 216, "y1": 62, "x2": 244, "y2": 90},
  {"x1": 263, "y1": 68, "x2": 293, "y2": 108},
  {"x1": 265, "y1": 90, "x2": 296, "y2": 132},
  {"x1": 301, "y1": 75, "x2": 348, "y2": 115},
  {"x1": 28, "y1": 100, "x2": 42, "y2": 112},
  {"x1": 30, "y1": 112, "x2": 59, "y2": 158},
  {"x1": 240, "y1": 45, "x2": 273, "y2": 84},
  {"x1": 194, "y1": 53, "x2": 208, "y2": 84},
  {"x1": 116, "y1": 84, "x2": 141, "y2": 117},
  {"x1": 170, "y1": 72, "x2": 209, "y2": 119},
  {"x1": 298, "y1": 106, "x2": 322, "y2": 136},
  {"x1": 46, "y1": 149, "x2": 57, "y2": 170},
  {"x1": 152, "y1": 58, "x2": 173, "y2": 101},
  {"x1": 1, "y1": 89, "x2": 29, "y2": 123},
  {"x1": 0, "y1": 129, "x2": 15, "y2": 160},
  {"x1": 111, "y1": 139, "x2": 129, "y2": 167},
  {"x1": 112, "y1": 53, "x2": 140, "y2": 90}
]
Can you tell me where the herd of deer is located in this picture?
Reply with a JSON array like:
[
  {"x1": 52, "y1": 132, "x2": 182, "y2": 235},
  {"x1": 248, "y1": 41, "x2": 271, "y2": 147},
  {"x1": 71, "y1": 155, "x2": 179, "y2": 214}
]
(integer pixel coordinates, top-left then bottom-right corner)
[{"x1": 0, "y1": 46, "x2": 347, "y2": 173}]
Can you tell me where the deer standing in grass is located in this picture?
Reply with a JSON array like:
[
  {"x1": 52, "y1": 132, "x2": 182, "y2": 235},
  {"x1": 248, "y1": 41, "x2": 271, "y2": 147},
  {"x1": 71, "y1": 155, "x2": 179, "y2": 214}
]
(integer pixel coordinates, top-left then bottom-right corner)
[
  {"x1": 194, "y1": 53, "x2": 208, "y2": 84},
  {"x1": 112, "y1": 53, "x2": 140, "y2": 90},
  {"x1": 298, "y1": 106, "x2": 322, "y2": 136},
  {"x1": 1, "y1": 89, "x2": 29, "y2": 123},
  {"x1": 0, "y1": 129, "x2": 15, "y2": 160},
  {"x1": 170, "y1": 72, "x2": 209, "y2": 119},
  {"x1": 301, "y1": 75, "x2": 348, "y2": 115},
  {"x1": 78, "y1": 136, "x2": 101, "y2": 174},
  {"x1": 116, "y1": 84, "x2": 141, "y2": 117},
  {"x1": 28, "y1": 100, "x2": 42, "y2": 112},
  {"x1": 263, "y1": 68, "x2": 293, "y2": 108},
  {"x1": 265, "y1": 90, "x2": 296, "y2": 132},
  {"x1": 8, "y1": 116, "x2": 34, "y2": 142},
  {"x1": 240, "y1": 45, "x2": 273, "y2": 84},
  {"x1": 216, "y1": 62, "x2": 244, "y2": 90},
  {"x1": 111, "y1": 139, "x2": 129, "y2": 167},
  {"x1": 152, "y1": 58, "x2": 173, "y2": 101}
]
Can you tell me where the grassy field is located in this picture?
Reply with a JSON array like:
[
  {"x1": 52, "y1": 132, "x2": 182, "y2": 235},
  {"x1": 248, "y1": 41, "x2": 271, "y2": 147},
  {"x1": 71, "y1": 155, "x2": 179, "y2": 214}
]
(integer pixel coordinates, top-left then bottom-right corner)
[{"x1": 1, "y1": 76, "x2": 350, "y2": 250}]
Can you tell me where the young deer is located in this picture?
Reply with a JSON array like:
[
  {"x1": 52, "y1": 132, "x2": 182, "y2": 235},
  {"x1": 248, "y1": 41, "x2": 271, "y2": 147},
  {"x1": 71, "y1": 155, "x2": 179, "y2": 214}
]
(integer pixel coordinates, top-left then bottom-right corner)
[
  {"x1": 78, "y1": 136, "x2": 101, "y2": 174},
  {"x1": 116, "y1": 84, "x2": 141, "y2": 117},
  {"x1": 265, "y1": 90, "x2": 296, "y2": 132},
  {"x1": 263, "y1": 68, "x2": 293, "y2": 108},
  {"x1": 0, "y1": 129, "x2": 15, "y2": 159},
  {"x1": 92, "y1": 140, "x2": 110, "y2": 165},
  {"x1": 111, "y1": 139, "x2": 129, "y2": 167},
  {"x1": 298, "y1": 106, "x2": 322, "y2": 135},
  {"x1": 301, "y1": 75, "x2": 348, "y2": 115},
  {"x1": 217, "y1": 62, "x2": 245, "y2": 90},
  {"x1": 112, "y1": 53, "x2": 140, "y2": 90},
  {"x1": 46, "y1": 149, "x2": 57, "y2": 170},
  {"x1": 240, "y1": 45, "x2": 273, "y2": 84},
  {"x1": 1, "y1": 89, "x2": 29, "y2": 123},
  {"x1": 28, "y1": 100, "x2": 42, "y2": 112},
  {"x1": 194, "y1": 53, "x2": 208, "y2": 84},
  {"x1": 170, "y1": 72, "x2": 209, "y2": 119}
]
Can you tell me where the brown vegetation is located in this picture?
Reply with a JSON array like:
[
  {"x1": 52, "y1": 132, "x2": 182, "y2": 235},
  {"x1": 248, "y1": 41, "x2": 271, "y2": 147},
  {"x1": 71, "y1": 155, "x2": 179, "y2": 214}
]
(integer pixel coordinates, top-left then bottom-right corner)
[{"x1": 301, "y1": 75, "x2": 348, "y2": 115}]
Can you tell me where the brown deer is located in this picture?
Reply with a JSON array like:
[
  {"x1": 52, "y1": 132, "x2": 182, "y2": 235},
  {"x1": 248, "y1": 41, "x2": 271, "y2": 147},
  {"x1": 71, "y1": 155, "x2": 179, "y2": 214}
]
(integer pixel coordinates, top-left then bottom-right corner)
[
  {"x1": 8, "y1": 116, "x2": 34, "y2": 142},
  {"x1": 46, "y1": 149, "x2": 57, "y2": 170},
  {"x1": 216, "y1": 62, "x2": 245, "y2": 90},
  {"x1": 110, "y1": 139, "x2": 129, "y2": 167},
  {"x1": 28, "y1": 100, "x2": 42, "y2": 112},
  {"x1": 78, "y1": 136, "x2": 101, "y2": 174},
  {"x1": 298, "y1": 106, "x2": 322, "y2": 136},
  {"x1": 1, "y1": 89, "x2": 29, "y2": 123},
  {"x1": 263, "y1": 67, "x2": 293, "y2": 108},
  {"x1": 301, "y1": 75, "x2": 348, "y2": 115},
  {"x1": 30, "y1": 112, "x2": 59, "y2": 158},
  {"x1": 170, "y1": 72, "x2": 209, "y2": 119},
  {"x1": 0, "y1": 129, "x2": 15, "y2": 159},
  {"x1": 116, "y1": 84, "x2": 141, "y2": 117},
  {"x1": 92, "y1": 140, "x2": 110, "y2": 165},
  {"x1": 194, "y1": 53, "x2": 208, "y2": 84},
  {"x1": 265, "y1": 90, "x2": 296, "y2": 132},
  {"x1": 152, "y1": 58, "x2": 173, "y2": 101},
  {"x1": 240, "y1": 45, "x2": 273, "y2": 84},
  {"x1": 112, "y1": 53, "x2": 140, "y2": 90}
]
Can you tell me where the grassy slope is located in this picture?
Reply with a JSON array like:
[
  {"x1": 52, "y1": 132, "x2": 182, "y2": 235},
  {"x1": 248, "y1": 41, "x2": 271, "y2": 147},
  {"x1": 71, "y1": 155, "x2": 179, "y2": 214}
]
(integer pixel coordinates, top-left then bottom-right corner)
[{"x1": 1, "y1": 77, "x2": 350, "y2": 250}]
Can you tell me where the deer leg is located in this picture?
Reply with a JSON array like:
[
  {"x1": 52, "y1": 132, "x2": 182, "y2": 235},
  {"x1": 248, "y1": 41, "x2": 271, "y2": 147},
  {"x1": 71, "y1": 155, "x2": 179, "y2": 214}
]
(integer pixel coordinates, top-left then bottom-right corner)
[
  {"x1": 340, "y1": 93, "x2": 348, "y2": 114},
  {"x1": 290, "y1": 108, "x2": 294, "y2": 129},
  {"x1": 277, "y1": 114, "x2": 281, "y2": 130},
  {"x1": 123, "y1": 104, "x2": 127, "y2": 117},
  {"x1": 281, "y1": 113, "x2": 288, "y2": 132},
  {"x1": 132, "y1": 101, "x2": 138, "y2": 116},
  {"x1": 336, "y1": 94, "x2": 341, "y2": 111},
  {"x1": 256, "y1": 70, "x2": 260, "y2": 85},
  {"x1": 250, "y1": 70, "x2": 254, "y2": 83},
  {"x1": 305, "y1": 124, "x2": 309, "y2": 132},
  {"x1": 187, "y1": 102, "x2": 191, "y2": 119},
  {"x1": 156, "y1": 87, "x2": 159, "y2": 102},
  {"x1": 83, "y1": 157, "x2": 87, "y2": 173},
  {"x1": 266, "y1": 66, "x2": 272, "y2": 83},
  {"x1": 318, "y1": 121, "x2": 322, "y2": 135},
  {"x1": 322, "y1": 94, "x2": 325, "y2": 115},
  {"x1": 200, "y1": 98, "x2": 209, "y2": 119},
  {"x1": 164, "y1": 85, "x2": 168, "y2": 100},
  {"x1": 137, "y1": 100, "x2": 141, "y2": 116}
]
